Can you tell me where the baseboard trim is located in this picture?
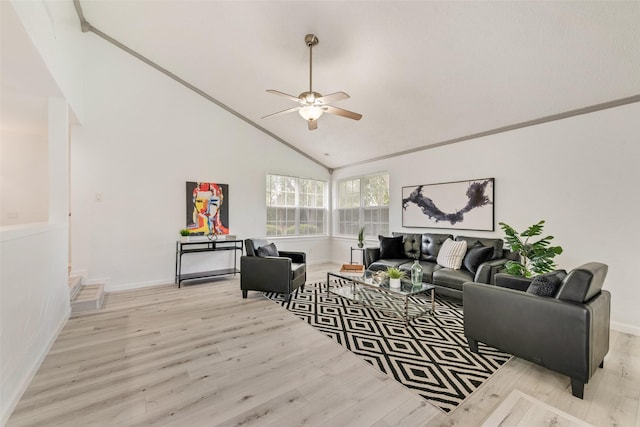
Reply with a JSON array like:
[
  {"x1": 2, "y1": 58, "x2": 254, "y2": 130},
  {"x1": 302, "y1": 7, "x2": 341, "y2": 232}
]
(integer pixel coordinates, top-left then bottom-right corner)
[
  {"x1": 611, "y1": 321, "x2": 640, "y2": 337},
  {"x1": 105, "y1": 260, "x2": 333, "y2": 293},
  {"x1": 1, "y1": 306, "x2": 70, "y2": 426},
  {"x1": 106, "y1": 278, "x2": 170, "y2": 293}
]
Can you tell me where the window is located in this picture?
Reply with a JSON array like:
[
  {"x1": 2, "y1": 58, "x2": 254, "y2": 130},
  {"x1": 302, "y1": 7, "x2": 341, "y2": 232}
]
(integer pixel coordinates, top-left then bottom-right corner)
[
  {"x1": 266, "y1": 174, "x2": 327, "y2": 236},
  {"x1": 336, "y1": 173, "x2": 389, "y2": 238}
]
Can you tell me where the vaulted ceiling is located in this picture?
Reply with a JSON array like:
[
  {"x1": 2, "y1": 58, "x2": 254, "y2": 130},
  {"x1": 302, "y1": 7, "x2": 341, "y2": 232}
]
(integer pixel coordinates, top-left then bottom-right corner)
[{"x1": 17, "y1": 1, "x2": 640, "y2": 170}]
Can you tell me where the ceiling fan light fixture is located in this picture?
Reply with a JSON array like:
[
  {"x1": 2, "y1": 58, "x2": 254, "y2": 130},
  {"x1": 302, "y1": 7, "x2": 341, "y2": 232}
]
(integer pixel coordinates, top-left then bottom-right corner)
[
  {"x1": 263, "y1": 33, "x2": 362, "y2": 130},
  {"x1": 299, "y1": 105, "x2": 323, "y2": 121}
]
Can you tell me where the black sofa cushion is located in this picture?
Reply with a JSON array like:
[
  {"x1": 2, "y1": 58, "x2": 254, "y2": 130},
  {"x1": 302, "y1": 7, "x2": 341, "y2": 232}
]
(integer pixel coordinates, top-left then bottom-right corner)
[
  {"x1": 455, "y1": 236, "x2": 504, "y2": 260},
  {"x1": 398, "y1": 260, "x2": 442, "y2": 282},
  {"x1": 432, "y1": 268, "x2": 474, "y2": 291},
  {"x1": 420, "y1": 233, "x2": 453, "y2": 262},
  {"x1": 379, "y1": 235, "x2": 405, "y2": 259},
  {"x1": 463, "y1": 246, "x2": 494, "y2": 274},
  {"x1": 392, "y1": 232, "x2": 421, "y2": 260}
]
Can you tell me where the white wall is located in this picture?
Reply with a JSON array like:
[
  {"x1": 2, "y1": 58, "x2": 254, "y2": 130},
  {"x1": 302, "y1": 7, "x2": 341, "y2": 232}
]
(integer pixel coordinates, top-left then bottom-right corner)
[
  {"x1": 10, "y1": 0, "x2": 85, "y2": 122},
  {"x1": 332, "y1": 102, "x2": 640, "y2": 334},
  {"x1": 70, "y1": 33, "x2": 332, "y2": 291},
  {"x1": 1, "y1": 2, "x2": 80, "y2": 423},
  {"x1": 0, "y1": 127, "x2": 49, "y2": 226},
  {"x1": 0, "y1": 224, "x2": 70, "y2": 425}
]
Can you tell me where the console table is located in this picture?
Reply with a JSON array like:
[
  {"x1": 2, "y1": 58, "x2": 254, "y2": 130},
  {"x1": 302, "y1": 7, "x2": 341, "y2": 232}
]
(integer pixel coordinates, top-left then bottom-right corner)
[{"x1": 175, "y1": 239, "x2": 243, "y2": 287}]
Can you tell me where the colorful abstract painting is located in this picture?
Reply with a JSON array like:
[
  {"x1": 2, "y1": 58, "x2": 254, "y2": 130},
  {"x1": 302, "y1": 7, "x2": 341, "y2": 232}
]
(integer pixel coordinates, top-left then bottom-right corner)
[{"x1": 185, "y1": 182, "x2": 229, "y2": 235}]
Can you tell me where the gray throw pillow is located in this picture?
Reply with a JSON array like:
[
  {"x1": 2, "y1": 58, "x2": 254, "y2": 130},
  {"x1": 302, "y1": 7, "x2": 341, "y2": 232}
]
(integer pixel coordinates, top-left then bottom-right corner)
[
  {"x1": 256, "y1": 243, "x2": 279, "y2": 257},
  {"x1": 526, "y1": 270, "x2": 566, "y2": 297}
]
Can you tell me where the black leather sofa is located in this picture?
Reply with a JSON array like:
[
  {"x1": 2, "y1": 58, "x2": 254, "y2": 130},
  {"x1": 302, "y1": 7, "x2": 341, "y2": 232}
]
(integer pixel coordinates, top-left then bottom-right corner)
[
  {"x1": 463, "y1": 262, "x2": 610, "y2": 398},
  {"x1": 364, "y1": 232, "x2": 513, "y2": 299}
]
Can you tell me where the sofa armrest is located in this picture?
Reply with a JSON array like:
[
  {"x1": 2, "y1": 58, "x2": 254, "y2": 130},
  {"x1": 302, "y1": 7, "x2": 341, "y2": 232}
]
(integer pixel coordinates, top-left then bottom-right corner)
[
  {"x1": 240, "y1": 256, "x2": 292, "y2": 293},
  {"x1": 474, "y1": 258, "x2": 509, "y2": 284},
  {"x1": 364, "y1": 247, "x2": 381, "y2": 268},
  {"x1": 494, "y1": 273, "x2": 532, "y2": 291},
  {"x1": 279, "y1": 251, "x2": 306, "y2": 264},
  {"x1": 463, "y1": 282, "x2": 610, "y2": 382}
]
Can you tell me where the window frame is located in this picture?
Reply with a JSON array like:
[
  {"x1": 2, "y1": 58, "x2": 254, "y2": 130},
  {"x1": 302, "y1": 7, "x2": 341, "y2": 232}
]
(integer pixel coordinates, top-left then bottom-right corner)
[
  {"x1": 334, "y1": 172, "x2": 390, "y2": 239},
  {"x1": 266, "y1": 173, "x2": 328, "y2": 237}
]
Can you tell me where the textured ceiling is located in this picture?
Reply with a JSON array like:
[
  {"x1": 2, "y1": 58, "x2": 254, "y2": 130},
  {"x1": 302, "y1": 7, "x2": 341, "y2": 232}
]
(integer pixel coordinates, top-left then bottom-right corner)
[{"x1": 57, "y1": 1, "x2": 640, "y2": 168}]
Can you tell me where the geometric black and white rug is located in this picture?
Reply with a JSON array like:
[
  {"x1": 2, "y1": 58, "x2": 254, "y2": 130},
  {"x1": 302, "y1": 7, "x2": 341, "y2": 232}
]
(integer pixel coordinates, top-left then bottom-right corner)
[{"x1": 265, "y1": 280, "x2": 512, "y2": 413}]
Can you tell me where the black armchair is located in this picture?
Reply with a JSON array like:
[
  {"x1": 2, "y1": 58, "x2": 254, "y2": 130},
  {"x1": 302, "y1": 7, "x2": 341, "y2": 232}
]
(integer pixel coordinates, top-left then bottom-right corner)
[
  {"x1": 463, "y1": 262, "x2": 610, "y2": 399},
  {"x1": 240, "y1": 238, "x2": 306, "y2": 302}
]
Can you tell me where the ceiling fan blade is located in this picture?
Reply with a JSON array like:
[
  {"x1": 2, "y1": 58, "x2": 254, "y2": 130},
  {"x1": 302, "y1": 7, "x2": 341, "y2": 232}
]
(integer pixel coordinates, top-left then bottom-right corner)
[
  {"x1": 316, "y1": 91, "x2": 350, "y2": 104},
  {"x1": 322, "y1": 105, "x2": 363, "y2": 121},
  {"x1": 307, "y1": 119, "x2": 318, "y2": 131},
  {"x1": 266, "y1": 90, "x2": 303, "y2": 104},
  {"x1": 261, "y1": 106, "x2": 301, "y2": 119}
]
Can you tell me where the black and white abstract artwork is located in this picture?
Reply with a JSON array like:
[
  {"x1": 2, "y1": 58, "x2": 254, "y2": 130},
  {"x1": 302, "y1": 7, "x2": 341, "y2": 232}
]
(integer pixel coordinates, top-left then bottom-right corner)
[{"x1": 402, "y1": 178, "x2": 494, "y2": 231}]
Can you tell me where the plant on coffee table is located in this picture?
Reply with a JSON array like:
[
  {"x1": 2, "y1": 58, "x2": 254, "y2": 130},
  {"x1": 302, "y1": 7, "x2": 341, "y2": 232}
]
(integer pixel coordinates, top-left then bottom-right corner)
[
  {"x1": 499, "y1": 220, "x2": 563, "y2": 277},
  {"x1": 386, "y1": 267, "x2": 406, "y2": 279},
  {"x1": 386, "y1": 267, "x2": 406, "y2": 288}
]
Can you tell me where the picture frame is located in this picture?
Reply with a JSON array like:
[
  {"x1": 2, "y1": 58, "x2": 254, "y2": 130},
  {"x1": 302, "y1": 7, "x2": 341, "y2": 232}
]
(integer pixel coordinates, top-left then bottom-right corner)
[
  {"x1": 185, "y1": 181, "x2": 230, "y2": 235},
  {"x1": 401, "y1": 178, "x2": 494, "y2": 231}
]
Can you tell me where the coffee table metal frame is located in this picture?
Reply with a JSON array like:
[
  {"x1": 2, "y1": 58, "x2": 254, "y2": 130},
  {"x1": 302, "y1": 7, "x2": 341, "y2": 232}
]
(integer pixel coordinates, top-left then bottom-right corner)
[{"x1": 326, "y1": 270, "x2": 435, "y2": 324}]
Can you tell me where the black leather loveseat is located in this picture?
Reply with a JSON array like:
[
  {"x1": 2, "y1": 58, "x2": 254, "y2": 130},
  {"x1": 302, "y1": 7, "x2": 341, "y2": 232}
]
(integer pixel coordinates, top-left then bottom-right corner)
[
  {"x1": 463, "y1": 262, "x2": 610, "y2": 398},
  {"x1": 364, "y1": 232, "x2": 512, "y2": 299}
]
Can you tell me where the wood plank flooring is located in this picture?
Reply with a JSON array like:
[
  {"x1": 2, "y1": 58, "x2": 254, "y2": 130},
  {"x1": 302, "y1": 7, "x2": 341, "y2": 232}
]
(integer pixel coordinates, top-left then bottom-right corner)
[{"x1": 7, "y1": 263, "x2": 640, "y2": 426}]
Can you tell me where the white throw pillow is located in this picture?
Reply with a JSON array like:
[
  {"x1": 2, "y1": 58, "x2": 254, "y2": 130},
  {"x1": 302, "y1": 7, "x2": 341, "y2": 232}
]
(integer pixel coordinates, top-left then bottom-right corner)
[{"x1": 436, "y1": 238, "x2": 468, "y2": 270}]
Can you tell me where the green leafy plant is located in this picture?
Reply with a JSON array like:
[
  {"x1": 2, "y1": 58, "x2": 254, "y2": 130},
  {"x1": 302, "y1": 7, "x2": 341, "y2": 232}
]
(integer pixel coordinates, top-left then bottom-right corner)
[
  {"x1": 179, "y1": 229, "x2": 191, "y2": 236},
  {"x1": 386, "y1": 267, "x2": 406, "y2": 279},
  {"x1": 357, "y1": 226, "x2": 366, "y2": 247},
  {"x1": 499, "y1": 220, "x2": 563, "y2": 277}
]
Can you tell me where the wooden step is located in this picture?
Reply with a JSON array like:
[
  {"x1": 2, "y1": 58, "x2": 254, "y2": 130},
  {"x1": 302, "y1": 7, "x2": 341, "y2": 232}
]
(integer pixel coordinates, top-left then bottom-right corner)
[
  {"x1": 71, "y1": 283, "x2": 105, "y2": 313},
  {"x1": 68, "y1": 275, "x2": 82, "y2": 300}
]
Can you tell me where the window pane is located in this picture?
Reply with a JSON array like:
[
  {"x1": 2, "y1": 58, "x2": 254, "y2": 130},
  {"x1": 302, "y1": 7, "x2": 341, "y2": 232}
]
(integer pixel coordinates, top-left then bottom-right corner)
[
  {"x1": 266, "y1": 174, "x2": 327, "y2": 236},
  {"x1": 336, "y1": 173, "x2": 389, "y2": 238}
]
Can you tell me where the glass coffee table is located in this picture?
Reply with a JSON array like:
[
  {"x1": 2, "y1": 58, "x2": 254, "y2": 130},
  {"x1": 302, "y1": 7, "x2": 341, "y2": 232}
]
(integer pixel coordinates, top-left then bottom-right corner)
[{"x1": 327, "y1": 270, "x2": 435, "y2": 324}]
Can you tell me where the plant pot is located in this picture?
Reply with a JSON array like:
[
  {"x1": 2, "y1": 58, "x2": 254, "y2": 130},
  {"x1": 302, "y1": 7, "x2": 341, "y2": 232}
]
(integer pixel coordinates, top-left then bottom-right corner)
[
  {"x1": 389, "y1": 278, "x2": 401, "y2": 288},
  {"x1": 180, "y1": 236, "x2": 190, "y2": 243},
  {"x1": 357, "y1": 242, "x2": 364, "y2": 248}
]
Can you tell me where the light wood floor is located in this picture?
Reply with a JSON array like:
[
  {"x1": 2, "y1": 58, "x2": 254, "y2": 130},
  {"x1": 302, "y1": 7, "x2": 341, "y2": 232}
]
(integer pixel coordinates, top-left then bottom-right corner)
[{"x1": 7, "y1": 263, "x2": 640, "y2": 426}]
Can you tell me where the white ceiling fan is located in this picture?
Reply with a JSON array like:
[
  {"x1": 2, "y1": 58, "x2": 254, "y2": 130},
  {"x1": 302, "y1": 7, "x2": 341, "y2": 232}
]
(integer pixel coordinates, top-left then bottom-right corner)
[{"x1": 262, "y1": 34, "x2": 363, "y2": 131}]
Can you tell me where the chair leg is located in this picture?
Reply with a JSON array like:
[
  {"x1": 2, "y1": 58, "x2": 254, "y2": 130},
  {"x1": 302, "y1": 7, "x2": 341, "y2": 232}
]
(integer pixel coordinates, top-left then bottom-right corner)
[
  {"x1": 242, "y1": 290, "x2": 248, "y2": 299},
  {"x1": 467, "y1": 337, "x2": 479, "y2": 353},
  {"x1": 570, "y1": 378, "x2": 584, "y2": 399}
]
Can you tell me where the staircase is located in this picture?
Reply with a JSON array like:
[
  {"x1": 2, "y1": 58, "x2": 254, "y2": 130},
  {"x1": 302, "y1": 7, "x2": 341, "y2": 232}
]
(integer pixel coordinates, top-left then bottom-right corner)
[{"x1": 69, "y1": 275, "x2": 105, "y2": 313}]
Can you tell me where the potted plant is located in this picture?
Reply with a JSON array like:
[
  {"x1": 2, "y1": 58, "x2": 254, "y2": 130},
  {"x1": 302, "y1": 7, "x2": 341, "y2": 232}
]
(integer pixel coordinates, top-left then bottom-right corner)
[
  {"x1": 179, "y1": 229, "x2": 191, "y2": 242},
  {"x1": 499, "y1": 220, "x2": 563, "y2": 277},
  {"x1": 357, "y1": 226, "x2": 366, "y2": 248},
  {"x1": 386, "y1": 266, "x2": 406, "y2": 288}
]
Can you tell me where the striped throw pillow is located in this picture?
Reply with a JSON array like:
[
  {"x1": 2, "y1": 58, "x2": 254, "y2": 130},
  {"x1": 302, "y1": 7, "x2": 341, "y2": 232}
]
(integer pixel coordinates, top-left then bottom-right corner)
[{"x1": 436, "y1": 238, "x2": 468, "y2": 270}]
